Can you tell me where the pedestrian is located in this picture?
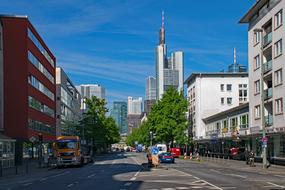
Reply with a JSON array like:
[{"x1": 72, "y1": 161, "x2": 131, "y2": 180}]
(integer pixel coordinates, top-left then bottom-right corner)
[
  {"x1": 249, "y1": 150, "x2": 255, "y2": 167},
  {"x1": 245, "y1": 148, "x2": 249, "y2": 165}
]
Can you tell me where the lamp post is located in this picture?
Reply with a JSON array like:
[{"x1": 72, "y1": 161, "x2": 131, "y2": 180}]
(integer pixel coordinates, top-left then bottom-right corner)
[
  {"x1": 150, "y1": 131, "x2": 153, "y2": 147},
  {"x1": 254, "y1": 28, "x2": 267, "y2": 169}
]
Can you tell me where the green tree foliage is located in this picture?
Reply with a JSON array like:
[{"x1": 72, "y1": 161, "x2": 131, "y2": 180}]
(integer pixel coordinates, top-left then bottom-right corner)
[
  {"x1": 78, "y1": 96, "x2": 120, "y2": 150},
  {"x1": 126, "y1": 87, "x2": 189, "y2": 147}
]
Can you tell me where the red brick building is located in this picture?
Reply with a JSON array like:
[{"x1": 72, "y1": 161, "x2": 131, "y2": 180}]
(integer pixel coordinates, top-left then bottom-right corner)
[{"x1": 0, "y1": 15, "x2": 56, "y2": 146}]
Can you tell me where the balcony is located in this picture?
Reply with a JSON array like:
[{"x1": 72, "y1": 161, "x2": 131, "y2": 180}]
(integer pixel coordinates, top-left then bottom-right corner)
[
  {"x1": 263, "y1": 60, "x2": 272, "y2": 73},
  {"x1": 265, "y1": 114, "x2": 273, "y2": 127},
  {"x1": 264, "y1": 88, "x2": 273, "y2": 100},
  {"x1": 263, "y1": 32, "x2": 272, "y2": 47}
]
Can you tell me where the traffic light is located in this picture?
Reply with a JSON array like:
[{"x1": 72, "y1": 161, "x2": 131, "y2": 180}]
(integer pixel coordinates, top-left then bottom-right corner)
[{"x1": 38, "y1": 133, "x2": 43, "y2": 142}]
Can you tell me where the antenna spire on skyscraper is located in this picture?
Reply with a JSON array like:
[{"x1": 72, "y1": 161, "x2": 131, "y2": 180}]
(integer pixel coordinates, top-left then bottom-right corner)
[
  {"x1": 159, "y1": 11, "x2": 165, "y2": 45},
  {"x1": 234, "y1": 47, "x2": 237, "y2": 65}
]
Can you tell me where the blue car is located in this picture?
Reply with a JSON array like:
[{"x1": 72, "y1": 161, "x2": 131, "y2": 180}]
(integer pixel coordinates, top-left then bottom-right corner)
[{"x1": 159, "y1": 152, "x2": 175, "y2": 163}]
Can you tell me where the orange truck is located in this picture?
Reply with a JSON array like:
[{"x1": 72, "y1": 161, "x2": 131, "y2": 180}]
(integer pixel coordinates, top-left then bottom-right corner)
[{"x1": 53, "y1": 136, "x2": 91, "y2": 167}]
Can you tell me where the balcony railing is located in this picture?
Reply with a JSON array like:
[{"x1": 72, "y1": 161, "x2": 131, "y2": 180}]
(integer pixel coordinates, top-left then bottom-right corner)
[
  {"x1": 265, "y1": 114, "x2": 273, "y2": 127},
  {"x1": 239, "y1": 124, "x2": 249, "y2": 129},
  {"x1": 263, "y1": 60, "x2": 272, "y2": 73},
  {"x1": 263, "y1": 32, "x2": 272, "y2": 46},
  {"x1": 264, "y1": 88, "x2": 273, "y2": 100}
]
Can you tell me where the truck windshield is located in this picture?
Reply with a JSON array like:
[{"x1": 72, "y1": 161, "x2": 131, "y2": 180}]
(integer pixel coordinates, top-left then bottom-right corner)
[{"x1": 57, "y1": 140, "x2": 77, "y2": 149}]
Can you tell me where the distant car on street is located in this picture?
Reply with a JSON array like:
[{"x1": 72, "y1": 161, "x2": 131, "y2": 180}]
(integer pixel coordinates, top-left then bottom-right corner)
[
  {"x1": 158, "y1": 152, "x2": 175, "y2": 163},
  {"x1": 170, "y1": 148, "x2": 181, "y2": 158}
]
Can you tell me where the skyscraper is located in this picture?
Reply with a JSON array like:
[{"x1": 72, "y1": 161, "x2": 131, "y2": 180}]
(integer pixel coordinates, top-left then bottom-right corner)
[
  {"x1": 76, "y1": 84, "x2": 105, "y2": 111},
  {"x1": 127, "y1": 97, "x2": 142, "y2": 115},
  {"x1": 145, "y1": 76, "x2": 156, "y2": 100},
  {"x1": 144, "y1": 76, "x2": 156, "y2": 114},
  {"x1": 156, "y1": 12, "x2": 184, "y2": 99},
  {"x1": 110, "y1": 101, "x2": 127, "y2": 135}
]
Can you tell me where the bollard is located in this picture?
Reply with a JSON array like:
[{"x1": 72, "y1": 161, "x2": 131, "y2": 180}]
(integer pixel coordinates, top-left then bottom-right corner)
[
  {"x1": 26, "y1": 159, "x2": 29, "y2": 174},
  {"x1": 0, "y1": 160, "x2": 2, "y2": 177}
]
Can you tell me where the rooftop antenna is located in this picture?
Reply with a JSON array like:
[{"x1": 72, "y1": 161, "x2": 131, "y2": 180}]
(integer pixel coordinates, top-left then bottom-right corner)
[
  {"x1": 234, "y1": 47, "x2": 237, "y2": 65},
  {"x1": 162, "y1": 10, "x2": 164, "y2": 28}
]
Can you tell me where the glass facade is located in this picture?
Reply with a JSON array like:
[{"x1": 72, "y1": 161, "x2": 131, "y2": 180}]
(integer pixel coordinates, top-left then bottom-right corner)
[
  {"x1": 0, "y1": 141, "x2": 15, "y2": 168},
  {"x1": 28, "y1": 119, "x2": 55, "y2": 135},
  {"x1": 28, "y1": 29, "x2": 55, "y2": 68},
  {"x1": 28, "y1": 51, "x2": 54, "y2": 84},
  {"x1": 28, "y1": 96, "x2": 54, "y2": 118},
  {"x1": 28, "y1": 75, "x2": 54, "y2": 100}
]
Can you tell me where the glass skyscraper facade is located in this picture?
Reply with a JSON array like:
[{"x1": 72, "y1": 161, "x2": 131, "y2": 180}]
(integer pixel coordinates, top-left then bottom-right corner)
[{"x1": 110, "y1": 101, "x2": 128, "y2": 134}]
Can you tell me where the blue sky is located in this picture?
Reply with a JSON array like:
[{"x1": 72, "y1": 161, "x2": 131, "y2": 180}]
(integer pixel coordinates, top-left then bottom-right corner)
[{"x1": 1, "y1": 0, "x2": 255, "y2": 106}]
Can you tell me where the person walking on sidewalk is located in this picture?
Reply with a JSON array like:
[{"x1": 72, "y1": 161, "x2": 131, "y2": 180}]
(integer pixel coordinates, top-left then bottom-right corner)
[
  {"x1": 245, "y1": 148, "x2": 249, "y2": 165},
  {"x1": 249, "y1": 150, "x2": 255, "y2": 167}
]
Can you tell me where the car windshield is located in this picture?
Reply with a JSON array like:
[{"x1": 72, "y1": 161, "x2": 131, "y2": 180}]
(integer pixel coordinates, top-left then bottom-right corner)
[
  {"x1": 162, "y1": 153, "x2": 172, "y2": 156},
  {"x1": 56, "y1": 140, "x2": 77, "y2": 149}
]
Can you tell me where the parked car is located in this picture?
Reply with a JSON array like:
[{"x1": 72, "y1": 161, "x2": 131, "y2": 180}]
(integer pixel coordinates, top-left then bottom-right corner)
[
  {"x1": 170, "y1": 147, "x2": 181, "y2": 158},
  {"x1": 158, "y1": 152, "x2": 175, "y2": 163}
]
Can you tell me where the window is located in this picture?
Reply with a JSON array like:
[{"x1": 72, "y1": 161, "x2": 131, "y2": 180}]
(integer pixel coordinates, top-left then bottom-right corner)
[
  {"x1": 227, "y1": 97, "x2": 232, "y2": 105},
  {"x1": 275, "y1": 39, "x2": 282, "y2": 57},
  {"x1": 255, "y1": 105, "x2": 261, "y2": 119},
  {"x1": 254, "y1": 55, "x2": 260, "y2": 70},
  {"x1": 223, "y1": 120, "x2": 228, "y2": 129},
  {"x1": 28, "y1": 119, "x2": 55, "y2": 135},
  {"x1": 275, "y1": 9, "x2": 283, "y2": 29},
  {"x1": 239, "y1": 84, "x2": 248, "y2": 103},
  {"x1": 28, "y1": 29, "x2": 55, "y2": 67},
  {"x1": 254, "y1": 80, "x2": 260, "y2": 94},
  {"x1": 274, "y1": 69, "x2": 283, "y2": 86},
  {"x1": 28, "y1": 75, "x2": 54, "y2": 100},
  {"x1": 226, "y1": 84, "x2": 232, "y2": 91},
  {"x1": 230, "y1": 117, "x2": 238, "y2": 128},
  {"x1": 28, "y1": 96, "x2": 54, "y2": 118},
  {"x1": 221, "y1": 98, "x2": 224, "y2": 105},
  {"x1": 28, "y1": 51, "x2": 54, "y2": 84},
  {"x1": 240, "y1": 114, "x2": 249, "y2": 129},
  {"x1": 275, "y1": 98, "x2": 283, "y2": 114},
  {"x1": 254, "y1": 31, "x2": 261, "y2": 44},
  {"x1": 220, "y1": 84, "x2": 224, "y2": 91}
]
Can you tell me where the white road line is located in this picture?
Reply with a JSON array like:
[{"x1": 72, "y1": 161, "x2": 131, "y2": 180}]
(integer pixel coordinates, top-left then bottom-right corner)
[
  {"x1": 134, "y1": 170, "x2": 141, "y2": 177},
  {"x1": 161, "y1": 188, "x2": 175, "y2": 190},
  {"x1": 130, "y1": 177, "x2": 136, "y2": 181},
  {"x1": 124, "y1": 182, "x2": 132, "y2": 186},
  {"x1": 199, "y1": 180, "x2": 222, "y2": 190},
  {"x1": 222, "y1": 187, "x2": 237, "y2": 189},
  {"x1": 22, "y1": 183, "x2": 33, "y2": 186},
  {"x1": 275, "y1": 175, "x2": 285, "y2": 178},
  {"x1": 176, "y1": 187, "x2": 189, "y2": 190},
  {"x1": 87, "y1": 173, "x2": 96, "y2": 178},
  {"x1": 67, "y1": 183, "x2": 74, "y2": 188},
  {"x1": 266, "y1": 182, "x2": 285, "y2": 188}
]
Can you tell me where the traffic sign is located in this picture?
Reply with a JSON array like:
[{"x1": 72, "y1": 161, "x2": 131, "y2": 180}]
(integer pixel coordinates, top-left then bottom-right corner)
[
  {"x1": 29, "y1": 136, "x2": 36, "y2": 143},
  {"x1": 262, "y1": 137, "x2": 268, "y2": 142}
]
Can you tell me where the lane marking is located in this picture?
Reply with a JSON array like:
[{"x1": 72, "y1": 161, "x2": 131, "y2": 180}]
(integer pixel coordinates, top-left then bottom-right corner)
[
  {"x1": 200, "y1": 180, "x2": 223, "y2": 190},
  {"x1": 176, "y1": 187, "x2": 189, "y2": 190},
  {"x1": 265, "y1": 182, "x2": 285, "y2": 188},
  {"x1": 134, "y1": 170, "x2": 141, "y2": 177},
  {"x1": 67, "y1": 183, "x2": 74, "y2": 188},
  {"x1": 23, "y1": 183, "x2": 32, "y2": 186},
  {"x1": 87, "y1": 173, "x2": 96, "y2": 178},
  {"x1": 130, "y1": 177, "x2": 136, "y2": 181},
  {"x1": 124, "y1": 182, "x2": 132, "y2": 186},
  {"x1": 222, "y1": 187, "x2": 237, "y2": 189},
  {"x1": 275, "y1": 175, "x2": 285, "y2": 178},
  {"x1": 161, "y1": 188, "x2": 175, "y2": 190}
]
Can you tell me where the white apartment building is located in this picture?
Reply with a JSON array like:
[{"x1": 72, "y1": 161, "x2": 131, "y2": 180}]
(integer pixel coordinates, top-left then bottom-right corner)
[
  {"x1": 185, "y1": 73, "x2": 248, "y2": 140},
  {"x1": 240, "y1": 0, "x2": 285, "y2": 162},
  {"x1": 146, "y1": 76, "x2": 156, "y2": 100},
  {"x1": 127, "y1": 97, "x2": 143, "y2": 115}
]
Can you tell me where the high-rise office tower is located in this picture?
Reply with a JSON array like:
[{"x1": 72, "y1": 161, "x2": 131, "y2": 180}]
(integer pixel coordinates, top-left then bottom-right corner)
[
  {"x1": 144, "y1": 76, "x2": 156, "y2": 114},
  {"x1": 127, "y1": 97, "x2": 143, "y2": 115},
  {"x1": 156, "y1": 12, "x2": 184, "y2": 99},
  {"x1": 76, "y1": 84, "x2": 105, "y2": 111},
  {"x1": 110, "y1": 101, "x2": 128, "y2": 135},
  {"x1": 145, "y1": 76, "x2": 156, "y2": 100}
]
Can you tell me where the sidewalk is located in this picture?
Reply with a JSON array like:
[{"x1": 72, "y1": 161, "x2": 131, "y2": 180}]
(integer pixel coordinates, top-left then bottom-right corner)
[
  {"x1": 182, "y1": 156, "x2": 285, "y2": 175},
  {"x1": 0, "y1": 159, "x2": 53, "y2": 179}
]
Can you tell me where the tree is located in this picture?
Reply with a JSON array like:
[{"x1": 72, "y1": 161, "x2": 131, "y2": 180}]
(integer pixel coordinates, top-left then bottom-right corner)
[
  {"x1": 78, "y1": 96, "x2": 120, "y2": 152},
  {"x1": 126, "y1": 87, "x2": 189, "y2": 148},
  {"x1": 145, "y1": 87, "x2": 188, "y2": 147}
]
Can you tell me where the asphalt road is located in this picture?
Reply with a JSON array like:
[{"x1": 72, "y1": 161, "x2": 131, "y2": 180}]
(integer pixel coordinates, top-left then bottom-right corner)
[{"x1": 0, "y1": 152, "x2": 285, "y2": 190}]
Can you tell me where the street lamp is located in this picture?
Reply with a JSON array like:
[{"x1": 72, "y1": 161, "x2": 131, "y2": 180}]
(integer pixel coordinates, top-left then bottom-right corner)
[
  {"x1": 254, "y1": 28, "x2": 267, "y2": 169},
  {"x1": 150, "y1": 131, "x2": 153, "y2": 147}
]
